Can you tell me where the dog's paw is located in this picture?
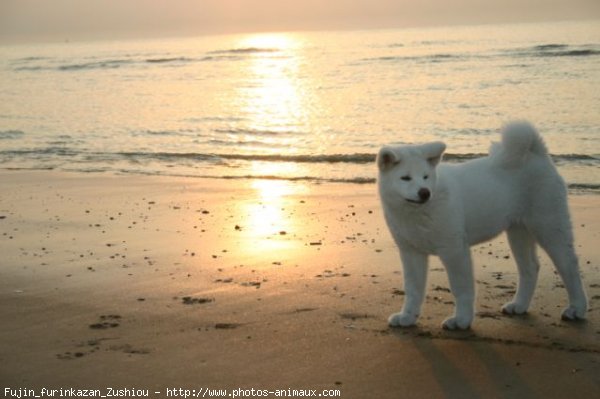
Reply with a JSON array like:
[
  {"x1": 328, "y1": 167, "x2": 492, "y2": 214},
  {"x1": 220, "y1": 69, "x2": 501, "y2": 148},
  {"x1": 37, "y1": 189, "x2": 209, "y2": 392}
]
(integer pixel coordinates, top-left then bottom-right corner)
[
  {"x1": 388, "y1": 312, "x2": 417, "y2": 328},
  {"x1": 442, "y1": 316, "x2": 472, "y2": 330},
  {"x1": 501, "y1": 301, "x2": 528, "y2": 315},
  {"x1": 561, "y1": 305, "x2": 586, "y2": 322}
]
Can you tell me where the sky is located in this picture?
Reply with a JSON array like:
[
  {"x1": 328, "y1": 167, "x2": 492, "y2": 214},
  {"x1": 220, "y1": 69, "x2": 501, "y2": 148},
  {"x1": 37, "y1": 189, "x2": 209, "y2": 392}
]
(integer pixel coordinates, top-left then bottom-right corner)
[{"x1": 1, "y1": 0, "x2": 599, "y2": 42}]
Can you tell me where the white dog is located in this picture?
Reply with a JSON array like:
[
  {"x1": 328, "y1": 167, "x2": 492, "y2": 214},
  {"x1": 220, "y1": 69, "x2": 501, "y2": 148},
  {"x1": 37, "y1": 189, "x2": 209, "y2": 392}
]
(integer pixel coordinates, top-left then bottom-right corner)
[{"x1": 377, "y1": 121, "x2": 587, "y2": 330}]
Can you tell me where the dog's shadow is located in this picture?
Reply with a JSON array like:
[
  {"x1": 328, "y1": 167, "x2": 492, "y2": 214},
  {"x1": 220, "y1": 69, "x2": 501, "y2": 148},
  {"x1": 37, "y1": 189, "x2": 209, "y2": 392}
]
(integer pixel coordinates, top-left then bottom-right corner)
[{"x1": 385, "y1": 314, "x2": 594, "y2": 397}]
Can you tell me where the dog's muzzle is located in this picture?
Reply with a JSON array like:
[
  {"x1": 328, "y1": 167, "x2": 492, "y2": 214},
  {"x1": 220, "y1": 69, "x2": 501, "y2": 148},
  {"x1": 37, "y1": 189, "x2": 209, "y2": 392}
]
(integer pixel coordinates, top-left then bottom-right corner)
[{"x1": 406, "y1": 188, "x2": 431, "y2": 204}]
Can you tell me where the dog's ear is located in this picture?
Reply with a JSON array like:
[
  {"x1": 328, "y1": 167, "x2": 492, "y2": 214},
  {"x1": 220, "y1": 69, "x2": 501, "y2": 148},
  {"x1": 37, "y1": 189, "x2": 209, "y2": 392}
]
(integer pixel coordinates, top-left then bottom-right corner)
[
  {"x1": 377, "y1": 147, "x2": 400, "y2": 171},
  {"x1": 422, "y1": 141, "x2": 446, "y2": 166}
]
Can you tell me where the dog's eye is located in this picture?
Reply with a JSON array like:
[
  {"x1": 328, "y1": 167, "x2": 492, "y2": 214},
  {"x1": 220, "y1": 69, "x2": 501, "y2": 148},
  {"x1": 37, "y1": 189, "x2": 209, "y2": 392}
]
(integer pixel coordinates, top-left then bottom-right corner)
[
  {"x1": 401, "y1": 176, "x2": 412, "y2": 181},
  {"x1": 423, "y1": 175, "x2": 429, "y2": 180}
]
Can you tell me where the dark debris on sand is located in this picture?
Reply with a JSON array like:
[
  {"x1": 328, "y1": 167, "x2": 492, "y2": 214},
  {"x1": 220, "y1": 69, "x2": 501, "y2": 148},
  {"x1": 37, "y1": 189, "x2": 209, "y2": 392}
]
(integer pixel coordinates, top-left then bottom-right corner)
[{"x1": 181, "y1": 296, "x2": 214, "y2": 305}]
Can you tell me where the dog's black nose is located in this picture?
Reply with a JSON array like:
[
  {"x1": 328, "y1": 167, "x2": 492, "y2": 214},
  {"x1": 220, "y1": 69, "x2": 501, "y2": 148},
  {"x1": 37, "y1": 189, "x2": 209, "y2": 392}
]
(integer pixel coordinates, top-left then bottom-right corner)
[{"x1": 418, "y1": 188, "x2": 431, "y2": 202}]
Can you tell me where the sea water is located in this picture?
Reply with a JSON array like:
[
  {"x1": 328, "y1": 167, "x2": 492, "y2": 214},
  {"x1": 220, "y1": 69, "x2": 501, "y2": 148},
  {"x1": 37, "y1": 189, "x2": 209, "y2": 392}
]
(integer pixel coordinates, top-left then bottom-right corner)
[{"x1": 0, "y1": 20, "x2": 598, "y2": 191}]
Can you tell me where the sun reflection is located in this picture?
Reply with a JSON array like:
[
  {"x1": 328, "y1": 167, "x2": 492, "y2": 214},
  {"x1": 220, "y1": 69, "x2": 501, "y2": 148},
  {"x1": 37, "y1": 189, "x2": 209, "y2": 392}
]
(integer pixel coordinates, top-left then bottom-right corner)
[
  {"x1": 238, "y1": 34, "x2": 299, "y2": 51},
  {"x1": 231, "y1": 33, "x2": 313, "y2": 257},
  {"x1": 244, "y1": 180, "x2": 291, "y2": 238},
  {"x1": 245, "y1": 160, "x2": 306, "y2": 237},
  {"x1": 236, "y1": 33, "x2": 309, "y2": 143},
  {"x1": 252, "y1": 179, "x2": 295, "y2": 200},
  {"x1": 237, "y1": 171, "x2": 308, "y2": 256}
]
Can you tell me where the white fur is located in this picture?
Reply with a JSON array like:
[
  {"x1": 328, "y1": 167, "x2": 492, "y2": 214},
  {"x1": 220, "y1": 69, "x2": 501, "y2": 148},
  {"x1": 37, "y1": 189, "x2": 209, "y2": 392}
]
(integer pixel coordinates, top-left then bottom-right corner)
[{"x1": 378, "y1": 121, "x2": 588, "y2": 330}]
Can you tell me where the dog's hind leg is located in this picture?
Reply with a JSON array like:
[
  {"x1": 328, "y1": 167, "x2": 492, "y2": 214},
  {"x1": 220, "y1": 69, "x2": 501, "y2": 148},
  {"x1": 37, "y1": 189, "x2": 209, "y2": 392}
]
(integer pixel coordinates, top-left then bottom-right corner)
[
  {"x1": 534, "y1": 223, "x2": 588, "y2": 320},
  {"x1": 502, "y1": 225, "x2": 540, "y2": 315}
]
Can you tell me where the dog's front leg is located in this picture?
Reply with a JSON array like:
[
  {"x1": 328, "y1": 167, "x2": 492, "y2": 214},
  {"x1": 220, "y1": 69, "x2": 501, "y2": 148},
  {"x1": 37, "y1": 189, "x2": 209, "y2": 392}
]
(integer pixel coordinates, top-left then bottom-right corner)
[
  {"x1": 439, "y1": 246, "x2": 475, "y2": 330},
  {"x1": 389, "y1": 245, "x2": 428, "y2": 327}
]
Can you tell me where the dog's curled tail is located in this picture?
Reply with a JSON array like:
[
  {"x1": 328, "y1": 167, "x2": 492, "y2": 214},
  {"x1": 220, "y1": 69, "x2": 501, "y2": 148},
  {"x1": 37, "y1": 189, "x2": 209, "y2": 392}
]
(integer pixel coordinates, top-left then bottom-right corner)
[{"x1": 491, "y1": 121, "x2": 549, "y2": 167}]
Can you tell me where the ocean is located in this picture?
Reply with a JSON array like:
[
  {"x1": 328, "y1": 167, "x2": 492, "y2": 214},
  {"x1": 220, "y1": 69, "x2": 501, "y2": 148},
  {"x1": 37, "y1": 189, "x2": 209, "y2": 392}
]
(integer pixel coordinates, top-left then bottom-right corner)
[{"x1": 1, "y1": 20, "x2": 599, "y2": 191}]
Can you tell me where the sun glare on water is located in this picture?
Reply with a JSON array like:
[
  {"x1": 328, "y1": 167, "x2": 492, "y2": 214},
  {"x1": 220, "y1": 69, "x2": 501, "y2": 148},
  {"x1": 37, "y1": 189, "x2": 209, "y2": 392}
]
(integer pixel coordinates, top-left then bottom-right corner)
[
  {"x1": 238, "y1": 33, "x2": 298, "y2": 51},
  {"x1": 235, "y1": 33, "x2": 310, "y2": 145}
]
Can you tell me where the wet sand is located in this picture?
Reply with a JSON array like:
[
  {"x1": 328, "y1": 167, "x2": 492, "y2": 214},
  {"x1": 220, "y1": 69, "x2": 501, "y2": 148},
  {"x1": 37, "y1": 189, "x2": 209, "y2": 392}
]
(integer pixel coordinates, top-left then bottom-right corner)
[{"x1": 1, "y1": 171, "x2": 599, "y2": 398}]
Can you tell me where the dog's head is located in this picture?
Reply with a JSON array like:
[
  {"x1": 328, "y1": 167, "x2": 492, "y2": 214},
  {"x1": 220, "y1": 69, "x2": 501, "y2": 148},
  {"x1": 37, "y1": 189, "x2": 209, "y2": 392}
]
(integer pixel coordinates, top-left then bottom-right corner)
[{"x1": 377, "y1": 141, "x2": 446, "y2": 205}]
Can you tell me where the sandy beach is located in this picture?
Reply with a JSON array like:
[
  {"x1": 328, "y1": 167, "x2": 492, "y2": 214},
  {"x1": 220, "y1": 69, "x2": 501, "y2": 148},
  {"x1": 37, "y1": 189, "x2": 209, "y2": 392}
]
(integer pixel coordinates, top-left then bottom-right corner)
[{"x1": 1, "y1": 170, "x2": 598, "y2": 398}]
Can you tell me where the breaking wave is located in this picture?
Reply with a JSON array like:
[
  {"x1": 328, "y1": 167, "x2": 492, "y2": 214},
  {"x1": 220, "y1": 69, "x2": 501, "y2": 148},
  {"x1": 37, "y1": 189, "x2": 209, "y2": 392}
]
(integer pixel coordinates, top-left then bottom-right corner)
[
  {"x1": 10, "y1": 46, "x2": 282, "y2": 72},
  {"x1": 207, "y1": 47, "x2": 280, "y2": 55},
  {"x1": 0, "y1": 130, "x2": 25, "y2": 139},
  {"x1": 509, "y1": 43, "x2": 600, "y2": 58},
  {"x1": 0, "y1": 146, "x2": 596, "y2": 166},
  {"x1": 360, "y1": 43, "x2": 599, "y2": 65}
]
